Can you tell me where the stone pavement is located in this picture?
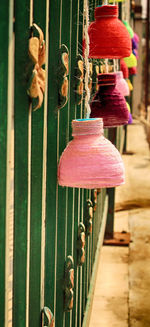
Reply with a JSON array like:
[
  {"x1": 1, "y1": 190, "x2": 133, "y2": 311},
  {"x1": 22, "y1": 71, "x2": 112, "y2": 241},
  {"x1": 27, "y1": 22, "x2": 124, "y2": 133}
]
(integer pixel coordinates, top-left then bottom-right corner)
[{"x1": 89, "y1": 121, "x2": 150, "y2": 326}]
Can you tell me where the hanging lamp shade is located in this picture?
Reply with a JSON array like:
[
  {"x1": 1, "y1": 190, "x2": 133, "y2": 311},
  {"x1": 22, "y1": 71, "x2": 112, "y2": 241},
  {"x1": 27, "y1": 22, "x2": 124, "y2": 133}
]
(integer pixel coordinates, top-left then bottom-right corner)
[
  {"x1": 128, "y1": 112, "x2": 133, "y2": 124},
  {"x1": 123, "y1": 20, "x2": 134, "y2": 38},
  {"x1": 84, "y1": 5, "x2": 132, "y2": 59},
  {"x1": 90, "y1": 73, "x2": 129, "y2": 127},
  {"x1": 129, "y1": 66, "x2": 137, "y2": 75},
  {"x1": 126, "y1": 101, "x2": 130, "y2": 112},
  {"x1": 133, "y1": 32, "x2": 139, "y2": 44},
  {"x1": 126, "y1": 78, "x2": 133, "y2": 91},
  {"x1": 116, "y1": 71, "x2": 129, "y2": 96},
  {"x1": 124, "y1": 53, "x2": 137, "y2": 68},
  {"x1": 58, "y1": 118, "x2": 125, "y2": 189},
  {"x1": 126, "y1": 102, "x2": 132, "y2": 124},
  {"x1": 120, "y1": 59, "x2": 129, "y2": 79},
  {"x1": 133, "y1": 49, "x2": 139, "y2": 59},
  {"x1": 132, "y1": 37, "x2": 138, "y2": 50}
]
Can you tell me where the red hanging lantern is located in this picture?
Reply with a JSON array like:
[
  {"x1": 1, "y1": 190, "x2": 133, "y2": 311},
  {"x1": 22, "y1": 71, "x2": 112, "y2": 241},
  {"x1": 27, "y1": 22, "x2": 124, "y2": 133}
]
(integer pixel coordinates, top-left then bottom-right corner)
[
  {"x1": 120, "y1": 59, "x2": 129, "y2": 79},
  {"x1": 84, "y1": 5, "x2": 132, "y2": 59},
  {"x1": 90, "y1": 73, "x2": 129, "y2": 127},
  {"x1": 129, "y1": 66, "x2": 137, "y2": 76}
]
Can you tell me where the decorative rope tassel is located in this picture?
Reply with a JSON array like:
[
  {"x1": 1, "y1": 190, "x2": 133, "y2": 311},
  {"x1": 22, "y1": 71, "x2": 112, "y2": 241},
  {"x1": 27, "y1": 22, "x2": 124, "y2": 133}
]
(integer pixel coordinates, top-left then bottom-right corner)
[{"x1": 83, "y1": 0, "x2": 91, "y2": 118}]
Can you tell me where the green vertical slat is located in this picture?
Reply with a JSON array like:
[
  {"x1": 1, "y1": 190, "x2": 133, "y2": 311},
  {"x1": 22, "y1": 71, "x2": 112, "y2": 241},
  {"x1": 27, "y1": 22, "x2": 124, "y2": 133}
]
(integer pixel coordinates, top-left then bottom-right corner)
[
  {"x1": 29, "y1": 0, "x2": 46, "y2": 325},
  {"x1": 13, "y1": 0, "x2": 30, "y2": 325},
  {"x1": 0, "y1": 1, "x2": 9, "y2": 325},
  {"x1": 55, "y1": 0, "x2": 71, "y2": 324},
  {"x1": 45, "y1": 0, "x2": 61, "y2": 315}
]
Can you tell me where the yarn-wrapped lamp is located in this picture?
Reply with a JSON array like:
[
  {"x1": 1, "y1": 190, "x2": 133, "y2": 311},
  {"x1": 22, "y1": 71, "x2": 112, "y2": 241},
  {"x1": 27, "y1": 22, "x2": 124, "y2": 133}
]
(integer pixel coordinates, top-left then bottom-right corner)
[
  {"x1": 90, "y1": 73, "x2": 129, "y2": 127},
  {"x1": 126, "y1": 102, "x2": 133, "y2": 124},
  {"x1": 124, "y1": 53, "x2": 137, "y2": 68},
  {"x1": 84, "y1": 5, "x2": 132, "y2": 59},
  {"x1": 58, "y1": 118, "x2": 125, "y2": 189},
  {"x1": 129, "y1": 66, "x2": 137, "y2": 76},
  {"x1": 132, "y1": 37, "x2": 138, "y2": 50},
  {"x1": 133, "y1": 32, "x2": 139, "y2": 44},
  {"x1": 126, "y1": 78, "x2": 133, "y2": 91},
  {"x1": 120, "y1": 59, "x2": 129, "y2": 79},
  {"x1": 116, "y1": 71, "x2": 129, "y2": 96},
  {"x1": 123, "y1": 20, "x2": 134, "y2": 38},
  {"x1": 133, "y1": 49, "x2": 139, "y2": 59},
  {"x1": 128, "y1": 113, "x2": 133, "y2": 124}
]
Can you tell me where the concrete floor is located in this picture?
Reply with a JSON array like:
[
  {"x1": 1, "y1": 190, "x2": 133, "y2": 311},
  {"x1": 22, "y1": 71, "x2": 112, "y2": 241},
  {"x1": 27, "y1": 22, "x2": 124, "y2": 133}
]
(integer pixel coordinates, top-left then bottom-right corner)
[{"x1": 89, "y1": 121, "x2": 150, "y2": 326}]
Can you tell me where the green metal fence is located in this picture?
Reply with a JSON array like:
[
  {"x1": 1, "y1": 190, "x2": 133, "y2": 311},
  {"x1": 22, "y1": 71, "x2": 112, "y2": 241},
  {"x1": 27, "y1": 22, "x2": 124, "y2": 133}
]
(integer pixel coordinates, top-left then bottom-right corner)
[{"x1": 0, "y1": 1, "x2": 124, "y2": 326}]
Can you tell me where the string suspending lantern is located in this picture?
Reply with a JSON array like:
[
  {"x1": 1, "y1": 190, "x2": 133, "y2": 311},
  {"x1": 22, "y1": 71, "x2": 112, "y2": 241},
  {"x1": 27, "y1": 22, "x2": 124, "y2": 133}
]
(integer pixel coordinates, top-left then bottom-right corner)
[
  {"x1": 58, "y1": 118, "x2": 125, "y2": 189},
  {"x1": 83, "y1": 5, "x2": 132, "y2": 59},
  {"x1": 90, "y1": 73, "x2": 129, "y2": 127}
]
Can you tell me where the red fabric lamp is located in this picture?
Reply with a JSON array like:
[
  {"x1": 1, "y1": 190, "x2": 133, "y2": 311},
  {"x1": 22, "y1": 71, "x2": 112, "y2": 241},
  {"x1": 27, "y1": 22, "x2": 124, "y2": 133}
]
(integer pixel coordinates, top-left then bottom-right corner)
[
  {"x1": 90, "y1": 73, "x2": 129, "y2": 127},
  {"x1": 120, "y1": 59, "x2": 129, "y2": 79},
  {"x1": 58, "y1": 118, "x2": 125, "y2": 189},
  {"x1": 85, "y1": 5, "x2": 132, "y2": 59},
  {"x1": 129, "y1": 66, "x2": 137, "y2": 76}
]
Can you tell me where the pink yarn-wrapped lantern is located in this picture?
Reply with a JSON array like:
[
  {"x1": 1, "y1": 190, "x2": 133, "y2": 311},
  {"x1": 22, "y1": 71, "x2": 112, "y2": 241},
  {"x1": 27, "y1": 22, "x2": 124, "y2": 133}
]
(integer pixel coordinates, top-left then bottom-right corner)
[
  {"x1": 133, "y1": 32, "x2": 139, "y2": 44},
  {"x1": 90, "y1": 73, "x2": 129, "y2": 127},
  {"x1": 116, "y1": 71, "x2": 129, "y2": 96},
  {"x1": 58, "y1": 118, "x2": 125, "y2": 189}
]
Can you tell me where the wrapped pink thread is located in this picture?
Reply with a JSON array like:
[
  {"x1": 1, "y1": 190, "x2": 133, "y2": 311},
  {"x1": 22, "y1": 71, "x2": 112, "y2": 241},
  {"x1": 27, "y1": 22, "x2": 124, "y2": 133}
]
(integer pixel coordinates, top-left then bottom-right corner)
[
  {"x1": 58, "y1": 118, "x2": 125, "y2": 189},
  {"x1": 90, "y1": 73, "x2": 129, "y2": 127},
  {"x1": 116, "y1": 71, "x2": 129, "y2": 96},
  {"x1": 133, "y1": 32, "x2": 139, "y2": 44}
]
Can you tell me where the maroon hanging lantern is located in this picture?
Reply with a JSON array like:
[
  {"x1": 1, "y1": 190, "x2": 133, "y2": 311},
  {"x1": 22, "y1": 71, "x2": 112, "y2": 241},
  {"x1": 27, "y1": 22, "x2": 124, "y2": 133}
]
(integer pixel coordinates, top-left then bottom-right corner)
[
  {"x1": 90, "y1": 73, "x2": 129, "y2": 127},
  {"x1": 83, "y1": 5, "x2": 132, "y2": 59}
]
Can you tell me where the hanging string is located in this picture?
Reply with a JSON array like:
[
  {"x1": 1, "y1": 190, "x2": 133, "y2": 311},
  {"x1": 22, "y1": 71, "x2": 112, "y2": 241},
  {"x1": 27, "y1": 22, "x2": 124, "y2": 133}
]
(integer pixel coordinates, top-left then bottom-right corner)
[
  {"x1": 105, "y1": 58, "x2": 109, "y2": 73},
  {"x1": 104, "y1": 0, "x2": 108, "y2": 75},
  {"x1": 83, "y1": 0, "x2": 91, "y2": 118}
]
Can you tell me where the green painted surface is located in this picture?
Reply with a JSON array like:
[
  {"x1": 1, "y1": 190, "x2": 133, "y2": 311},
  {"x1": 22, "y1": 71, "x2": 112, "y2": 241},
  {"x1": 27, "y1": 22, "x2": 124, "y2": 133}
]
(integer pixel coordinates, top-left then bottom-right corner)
[
  {"x1": 29, "y1": 1, "x2": 46, "y2": 326},
  {"x1": 13, "y1": 0, "x2": 30, "y2": 325},
  {"x1": 45, "y1": 0, "x2": 61, "y2": 315},
  {"x1": 0, "y1": 1, "x2": 125, "y2": 326},
  {"x1": 0, "y1": 2, "x2": 9, "y2": 326}
]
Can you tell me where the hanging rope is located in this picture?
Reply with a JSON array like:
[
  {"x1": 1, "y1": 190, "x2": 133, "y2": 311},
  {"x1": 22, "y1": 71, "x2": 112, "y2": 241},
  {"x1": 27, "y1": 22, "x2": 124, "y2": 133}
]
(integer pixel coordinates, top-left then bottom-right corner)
[{"x1": 83, "y1": 0, "x2": 91, "y2": 118}]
